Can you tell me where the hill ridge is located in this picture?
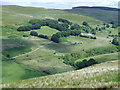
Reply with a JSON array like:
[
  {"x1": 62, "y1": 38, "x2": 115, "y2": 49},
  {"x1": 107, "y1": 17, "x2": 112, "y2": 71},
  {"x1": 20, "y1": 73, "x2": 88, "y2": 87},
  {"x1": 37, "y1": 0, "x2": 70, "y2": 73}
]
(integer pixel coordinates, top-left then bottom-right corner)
[{"x1": 72, "y1": 6, "x2": 119, "y2": 11}]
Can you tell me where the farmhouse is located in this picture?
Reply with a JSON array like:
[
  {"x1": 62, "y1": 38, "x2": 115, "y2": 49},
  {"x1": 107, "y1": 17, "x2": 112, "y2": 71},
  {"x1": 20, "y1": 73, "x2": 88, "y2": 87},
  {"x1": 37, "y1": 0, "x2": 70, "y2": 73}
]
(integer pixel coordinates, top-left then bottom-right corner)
[{"x1": 81, "y1": 33, "x2": 93, "y2": 36}]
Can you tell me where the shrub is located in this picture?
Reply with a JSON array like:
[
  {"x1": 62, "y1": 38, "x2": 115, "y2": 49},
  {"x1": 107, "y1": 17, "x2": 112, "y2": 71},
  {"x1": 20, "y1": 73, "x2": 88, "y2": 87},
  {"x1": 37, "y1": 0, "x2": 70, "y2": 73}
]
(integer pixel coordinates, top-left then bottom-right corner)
[
  {"x1": 30, "y1": 31, "x2": 38, "y2": 36},
  {"x1": 71, "y1": 24, "x2": 80, "y2": 30},
  {"x1": 38, "y1": 35, "x2": 48, "y2": 39},
  {"x1": 75, "y1": 58, "x2": 98, "y2": 69},
  {"x1": 82, "y1": 21, "x2": 89, "y2": 27},
  {"x1": 112, "y1": 37, "x2": 119, "y2": 46},
  {"x1": 58, "y1": 18, "x2": 72, "y2": 25},
  {"x1": 23, "y1": 35, "x2": 29, "y2": 37}
]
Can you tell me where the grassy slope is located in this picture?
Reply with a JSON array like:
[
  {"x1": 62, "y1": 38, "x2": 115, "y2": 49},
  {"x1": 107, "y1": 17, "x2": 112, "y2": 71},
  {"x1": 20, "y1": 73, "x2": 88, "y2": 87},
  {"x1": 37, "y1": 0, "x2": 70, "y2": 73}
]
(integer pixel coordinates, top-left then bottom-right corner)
[
  {"x1": 2, "y1": 60, "x2": 118, "y2": 88},
  {"x1": 2, "y1": 5, "x2": 118, "y2": 84},
  {"x1": 64, "y1": 7, "x2": 118, "y2": 23},
  {"x1": 2, "y1": 5, "x2": 103, "y2": 25},
  {"x1": 2, "y1": 61, "x2": 47, "y2": 84},
  {"x1": 75, "y1": 52, "x2": 118, "y2": 63}
]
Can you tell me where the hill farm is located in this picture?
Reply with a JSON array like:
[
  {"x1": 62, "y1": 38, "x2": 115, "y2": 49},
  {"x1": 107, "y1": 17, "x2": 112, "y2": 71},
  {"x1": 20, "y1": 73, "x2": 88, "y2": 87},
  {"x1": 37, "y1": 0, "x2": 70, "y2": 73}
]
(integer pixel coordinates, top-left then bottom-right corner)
[{"x1": 1, "y1": 5, "x2": 119, "y2": 89}]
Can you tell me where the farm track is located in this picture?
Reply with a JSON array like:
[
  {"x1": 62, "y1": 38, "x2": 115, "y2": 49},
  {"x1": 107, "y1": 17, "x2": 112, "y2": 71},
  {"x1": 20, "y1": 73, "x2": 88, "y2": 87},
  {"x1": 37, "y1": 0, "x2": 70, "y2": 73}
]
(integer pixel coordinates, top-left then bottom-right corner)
[{"x1": 12, "y1": 46, "x2": 43, "y2": 59}]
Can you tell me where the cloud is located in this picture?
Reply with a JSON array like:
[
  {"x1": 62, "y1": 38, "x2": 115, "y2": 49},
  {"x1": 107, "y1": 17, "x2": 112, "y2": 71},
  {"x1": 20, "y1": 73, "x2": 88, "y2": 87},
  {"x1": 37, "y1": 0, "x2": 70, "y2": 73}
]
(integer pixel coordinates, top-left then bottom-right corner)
[{"x1": 1, "y1": 0, "x2": 119, "y2": 9}]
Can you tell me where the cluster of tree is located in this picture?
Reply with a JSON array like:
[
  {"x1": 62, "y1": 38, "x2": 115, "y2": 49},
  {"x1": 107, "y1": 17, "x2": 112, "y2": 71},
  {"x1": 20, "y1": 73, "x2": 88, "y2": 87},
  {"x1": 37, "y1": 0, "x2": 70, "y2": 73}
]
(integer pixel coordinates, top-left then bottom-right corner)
[
  {"x1": 75, "y1": 58, "x2": 98, "y2": 69},
  {"x1": 58, "y1": 18, "x2": 72, "y2": 25},
  {"x1": 29, "y1": 19, "x2": 69, "y2": 31},
  {"x1": 62, "y1": 53, "x2": 85, "y2": 66},
  {"x1": 62, "y1": 53, "x2": 98, "y2": 69},
  {"x1": 17, "y1": 24, "x2": 41, "y2": 31},
  {"x1": 81, "y1": 26, "x2": 91, "y2": 33},
  {"x1": 112, "y1": 37, "x2": 119, "y2": 46},
  {"x1": 71, "y1": 24, "x2": 80, "y2": 30},
  {"x1": 17, "y1": 19, "x2": 97, "y2": 43},
  {"x1": 108, "y1": 35, "x2": 118, "y2": 37},
  {"x1": 38, "y1": 35, "x2": 49, "y2": 39},
  {"x1": 61, "y1": 45, "x2": 118, "y2": 69},
  {"x1": 51, "y1": 30, "x2": 81, "y2": 43}
]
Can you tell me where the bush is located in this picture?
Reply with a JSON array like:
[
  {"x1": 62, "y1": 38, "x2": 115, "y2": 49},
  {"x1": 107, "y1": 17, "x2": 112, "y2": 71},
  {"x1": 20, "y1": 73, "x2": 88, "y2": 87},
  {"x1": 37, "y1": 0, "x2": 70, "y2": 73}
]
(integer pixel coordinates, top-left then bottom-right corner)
[
  {"x1": 112, "y1": 24, "x2": 117, "y2": 28},
  {"x1": 38, "y1": 35, "x2": 48, "y2": 39},
  {"x1": 112, "y1": 37, "x2": 119, "y2": 46},
  {"x1": 17, "y1": 26, "x2": 31, "y2": 31},
  {"x1": 29, "y1": 19, "x2": 41, "y2": 25},
  {"x1": 71, "y1": 24, "x2": 80, "y2": 30},
  {"x1": 51, "y1": 30, "x2": 81, "y2": 43},
  {"x1": 106, "y1": 24, "x2": 110, "y2": 28},
  {"x1": 75, "y1": 58, "x2": 98, "y2": 69},
  {"x1": 82, "y1": 21, "x2": 89, "y2": 27},
  {"x1": 58, "y1": 18, "x2": 72, "y2": 25},
  {"x1": 23, "y1": 35, "x2": 29, "y2": 37},
  {"x1": 30, "y1": 31, "x2": 38, "y2": 36},
  {"x1": 90, "y1": 36, "x2": 96, "y2": 39}
]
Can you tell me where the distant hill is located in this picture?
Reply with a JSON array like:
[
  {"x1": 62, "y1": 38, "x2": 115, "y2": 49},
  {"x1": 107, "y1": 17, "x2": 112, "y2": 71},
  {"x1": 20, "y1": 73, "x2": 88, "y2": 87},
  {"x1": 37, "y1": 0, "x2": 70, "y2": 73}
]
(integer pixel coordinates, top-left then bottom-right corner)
[
  {"x1": 64, "y1": 6, "x2": 119, "y2": 24},
  {"x1": 1, "y1": 5, "x2": 103, "y2": 25}
]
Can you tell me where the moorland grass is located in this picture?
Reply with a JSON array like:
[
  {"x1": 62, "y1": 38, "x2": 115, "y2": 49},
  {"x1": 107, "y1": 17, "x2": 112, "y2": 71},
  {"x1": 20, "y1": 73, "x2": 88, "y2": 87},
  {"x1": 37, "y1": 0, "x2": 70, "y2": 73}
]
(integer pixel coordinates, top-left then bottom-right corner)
[{"x1": 2, "y1": 61, "x2": 118, "y2": 88}]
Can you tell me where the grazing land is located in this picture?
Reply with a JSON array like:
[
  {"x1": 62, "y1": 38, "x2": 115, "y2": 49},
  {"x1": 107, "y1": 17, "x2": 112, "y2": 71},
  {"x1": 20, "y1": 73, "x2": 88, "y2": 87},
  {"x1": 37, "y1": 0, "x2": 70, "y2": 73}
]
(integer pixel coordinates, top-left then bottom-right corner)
[{"x1": 1, "y1": 5, "x2": 119, "y2": 88}]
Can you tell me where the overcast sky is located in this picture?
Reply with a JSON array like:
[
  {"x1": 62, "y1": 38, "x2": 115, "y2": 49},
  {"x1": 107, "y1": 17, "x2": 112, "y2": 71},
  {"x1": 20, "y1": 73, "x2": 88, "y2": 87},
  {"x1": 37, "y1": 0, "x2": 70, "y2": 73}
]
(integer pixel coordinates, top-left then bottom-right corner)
[{"x1": 1, "y1": 0, "x2": 120, "y2": 9}]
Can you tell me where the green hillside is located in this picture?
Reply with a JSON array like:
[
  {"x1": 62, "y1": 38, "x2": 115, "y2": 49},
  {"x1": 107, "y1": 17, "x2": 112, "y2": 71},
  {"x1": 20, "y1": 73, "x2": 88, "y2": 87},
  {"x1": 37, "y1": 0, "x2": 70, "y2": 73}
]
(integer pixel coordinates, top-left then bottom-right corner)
[
  {"x1": 2, "y1": 61, "x2": 118, "y2": 88},
  {"x1": 1, "y1": 5, "x2": 103, "y2": 25},
  {"x1": 1, "y1": 5, "x2": 119, "y2": 87},
  {"x1": 64, "y1": 6, "x2": 118, "y2": 24}
]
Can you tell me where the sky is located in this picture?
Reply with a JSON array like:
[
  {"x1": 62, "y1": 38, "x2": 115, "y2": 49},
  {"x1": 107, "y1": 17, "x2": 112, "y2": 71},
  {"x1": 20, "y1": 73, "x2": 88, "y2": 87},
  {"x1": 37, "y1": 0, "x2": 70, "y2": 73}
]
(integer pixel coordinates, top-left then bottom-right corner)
[{"x1": 1, "y1": 0, "x2": 120, "y2": 9}]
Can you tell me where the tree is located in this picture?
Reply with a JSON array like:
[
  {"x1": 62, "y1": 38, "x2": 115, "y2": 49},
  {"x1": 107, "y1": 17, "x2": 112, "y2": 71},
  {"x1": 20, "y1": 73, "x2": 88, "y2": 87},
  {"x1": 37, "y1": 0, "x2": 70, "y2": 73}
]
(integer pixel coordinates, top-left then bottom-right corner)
[
  {"x1": 106, "y1": 24, "x2": 110, "y2": 28},
  {"x1": 112, "y1": 24, "x2": 117, "y2": 28},
  {"x1": 58, "y1": 18, "x2": 72, "y2": 25},
  {"x1": 87, "y1": 58, "x2": 98, "y2": 66},
  {"x1": 91, "y1": 29, "x2": 96, "y2": 35},
  {"x1": 51, "y1": 34, "x2": 59, "y2": 43},
  {"x1": 99, "y1": 28, "x2": 102, "y2": 31},
  {"x1": 82, "y1": 59, "x2": 88, "y2": 67},
  {"x1": 101, "y1": 27, "x2": 106, "y2": 30},
  {"x1": 71, "y1": 24, "x2": 80, "y2": 30},
  {"x1": 6, "y1": 54, "x2": 10, "y2": 58},
  {"x1": 17, "y1": 26, "x2": 31, "y2": 31},
  {"x1": 30, "y1": 31, "x2": 38, "y2": 36},
  {"x1": 103, "y1": 23, "x2": 106, "y2": 25},
  {"x1": 23, "y1": 35, "x2": 29, "y2": 37},
  {"x1": 38, "y1": 35, "x2": 48, "y2": 39},
  {"x1": 82, "y1": 21, "x2": 89, "y2": 27},
  {"x1": 112, "y1": 38, "x2": 119, "y2": 45},
  {"x1": 96, "y1": 27, "x2": 98, "y2": 30},
  {"x1": 110, "y1": 21, "x2": 114, "y2": 24},
  {"x1": 109, "y1": 31, "x2": 111, "y2": 34}
]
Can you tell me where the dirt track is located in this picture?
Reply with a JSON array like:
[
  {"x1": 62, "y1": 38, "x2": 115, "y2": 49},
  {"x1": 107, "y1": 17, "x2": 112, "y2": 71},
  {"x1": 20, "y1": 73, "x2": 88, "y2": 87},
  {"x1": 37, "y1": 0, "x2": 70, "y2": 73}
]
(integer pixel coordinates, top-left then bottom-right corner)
[{"x1": 12, "y1": 46, "x2": 43, "y2": 59}]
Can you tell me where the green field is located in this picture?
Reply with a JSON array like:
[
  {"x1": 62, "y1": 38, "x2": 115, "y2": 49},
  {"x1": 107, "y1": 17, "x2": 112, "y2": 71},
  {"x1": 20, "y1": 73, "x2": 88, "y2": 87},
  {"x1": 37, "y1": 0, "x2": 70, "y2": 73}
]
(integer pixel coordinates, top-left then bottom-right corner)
[
  {"x1": 2, "y1": 61, "x2": 47, "y2": 84},
  {"x1": 2, "y1": 61, "x2": 118, "y2": 88},
  {"x1": 1, "y1": 5, "x2": 119, "y2": 87}
]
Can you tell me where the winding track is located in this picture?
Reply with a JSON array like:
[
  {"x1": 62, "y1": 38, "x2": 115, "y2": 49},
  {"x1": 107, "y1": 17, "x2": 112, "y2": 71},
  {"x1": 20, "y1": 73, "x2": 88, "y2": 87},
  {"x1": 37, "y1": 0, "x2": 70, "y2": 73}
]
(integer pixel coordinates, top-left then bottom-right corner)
[{"x1": 12, "y1": 46, "x2": 43, "y2": 59}]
